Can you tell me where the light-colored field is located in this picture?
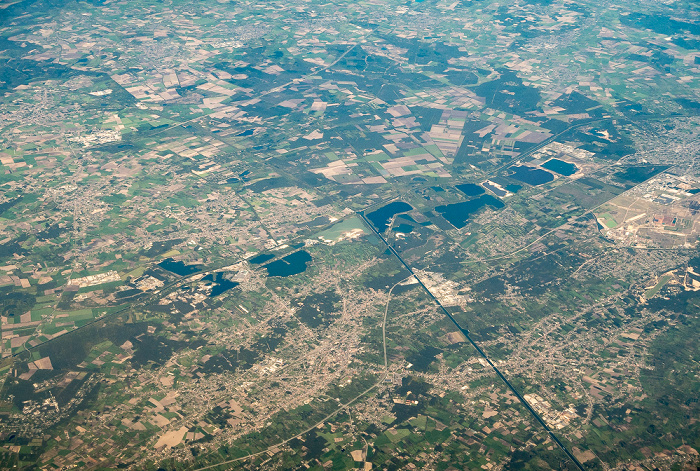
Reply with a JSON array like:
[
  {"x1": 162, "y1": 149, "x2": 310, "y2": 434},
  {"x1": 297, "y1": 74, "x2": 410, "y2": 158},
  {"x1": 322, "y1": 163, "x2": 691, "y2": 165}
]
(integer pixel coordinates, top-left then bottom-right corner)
[{"x1": 154, "y1": 426, "x2": 188, "y2": 449}]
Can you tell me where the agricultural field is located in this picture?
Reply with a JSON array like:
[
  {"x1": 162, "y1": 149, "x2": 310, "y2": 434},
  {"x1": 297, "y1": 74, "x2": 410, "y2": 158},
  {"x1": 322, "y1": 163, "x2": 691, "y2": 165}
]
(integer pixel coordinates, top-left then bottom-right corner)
[{"x1": 0, "y1": 0, "x2": 699, "y2": 470}]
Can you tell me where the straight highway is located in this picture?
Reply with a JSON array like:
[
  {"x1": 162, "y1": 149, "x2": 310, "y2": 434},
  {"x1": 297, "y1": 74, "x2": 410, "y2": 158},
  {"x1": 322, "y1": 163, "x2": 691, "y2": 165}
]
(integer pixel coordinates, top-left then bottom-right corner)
[{"x1": 358, "y1": 210, "x2": 586, "y2": 471}]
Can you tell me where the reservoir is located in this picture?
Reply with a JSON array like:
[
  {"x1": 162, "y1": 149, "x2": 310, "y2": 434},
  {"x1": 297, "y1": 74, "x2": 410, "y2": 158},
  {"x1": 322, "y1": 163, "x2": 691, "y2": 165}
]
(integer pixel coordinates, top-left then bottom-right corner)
[
  {"x1": 366, "y1": 201, "x2": 413, "y2": 232},
  {"x1": 506, "y1": 184, "x2": 521, "y2": 193},
  {"x1": 455, "y1": 183, "x2": 485, "y2": 197},
  {"x1": 264, "y1": 250, "x2": 312, "y2": 277},
  {"x1": 158, "y1": 258, "x2": 201, "y2": 276},
  {"x1": 436, "y1": 195, "x2": 505, "y2": 229},
  {"x1": 542, "y1": 158, "x2": 578, "y2": 176},
  {"x1": 393, "y1": 223, "x2": 414, "y2": 234},
  {"x1": 202, "y1": 273, "x2": 239, "y2": 297},
  {"x1": 249, "y1": 253, "x2": 275, "y2": 264},
  {"x1": 507, "y1": 165, "x2": 554, "y2": 186}
]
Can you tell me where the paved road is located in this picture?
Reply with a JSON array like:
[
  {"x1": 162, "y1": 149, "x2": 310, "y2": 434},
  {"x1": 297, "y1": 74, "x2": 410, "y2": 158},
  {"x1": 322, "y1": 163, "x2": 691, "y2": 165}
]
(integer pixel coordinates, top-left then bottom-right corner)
[
  {"x1": 358, "y1": 211, "x2": 586, "y2": 471},
  {"x1": 192, "y1": 380, "x2": 380, "y2": 470}
]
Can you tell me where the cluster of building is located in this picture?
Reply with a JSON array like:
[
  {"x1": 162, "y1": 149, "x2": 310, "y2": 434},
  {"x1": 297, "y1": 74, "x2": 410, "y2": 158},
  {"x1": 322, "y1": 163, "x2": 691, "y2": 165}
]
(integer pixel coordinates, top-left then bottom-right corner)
[
  {"x1": 67, "y1": 270, "x2": 121, "y2": 288},
  {"x1": 523, "y1": 393, "x2": 577, "y2": 430},
  {"x1": 67, "y1": 130, "x2": 121, "y2": 147},
  {"x1": 413, "y1": 270, "x2": 470, "y2": 307}
]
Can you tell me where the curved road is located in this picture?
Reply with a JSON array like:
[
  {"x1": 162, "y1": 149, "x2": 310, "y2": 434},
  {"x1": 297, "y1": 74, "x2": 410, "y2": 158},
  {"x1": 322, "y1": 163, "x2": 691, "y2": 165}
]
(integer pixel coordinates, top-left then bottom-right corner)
[{"x1": 191, "y1": 272, "x2": 411, "y2": 470}]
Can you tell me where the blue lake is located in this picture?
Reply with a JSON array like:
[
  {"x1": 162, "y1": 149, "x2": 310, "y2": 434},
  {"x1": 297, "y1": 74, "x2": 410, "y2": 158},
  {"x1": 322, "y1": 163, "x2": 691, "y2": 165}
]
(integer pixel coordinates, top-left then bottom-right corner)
[
  {"x1": 202, "y1": 273, "x2": 239, "y2": 297},
  {"x1": 542, "y1": 158, "x2": 578, "y2": 176},
  {"x1": 264, "y1": 250, "x2": 312, "y2": 277},
  {"x1": 455, "y1": 183, "x2": 485, "y2": 197},
  {"x1": 393, "y1": 223, "x2": 414, "y2": 234},
  {"x1": 158, "y1": 258, "x2": 201, "y2": 276},
  {"x1": 366, "y1": 201, "x2": 413, "y2": 232},
  {"x1": 249, "y1": 253, "x2": 275, "y2": 264},
  {"x1": 506, "y1": 184, "x2": 522, "y2": 193},
  {"x1": 436, "y1": 195, "x2": 505, "y2": 229},
  {"x1": 508, "y1": 165, "x2": 554, "y2": 186}
]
